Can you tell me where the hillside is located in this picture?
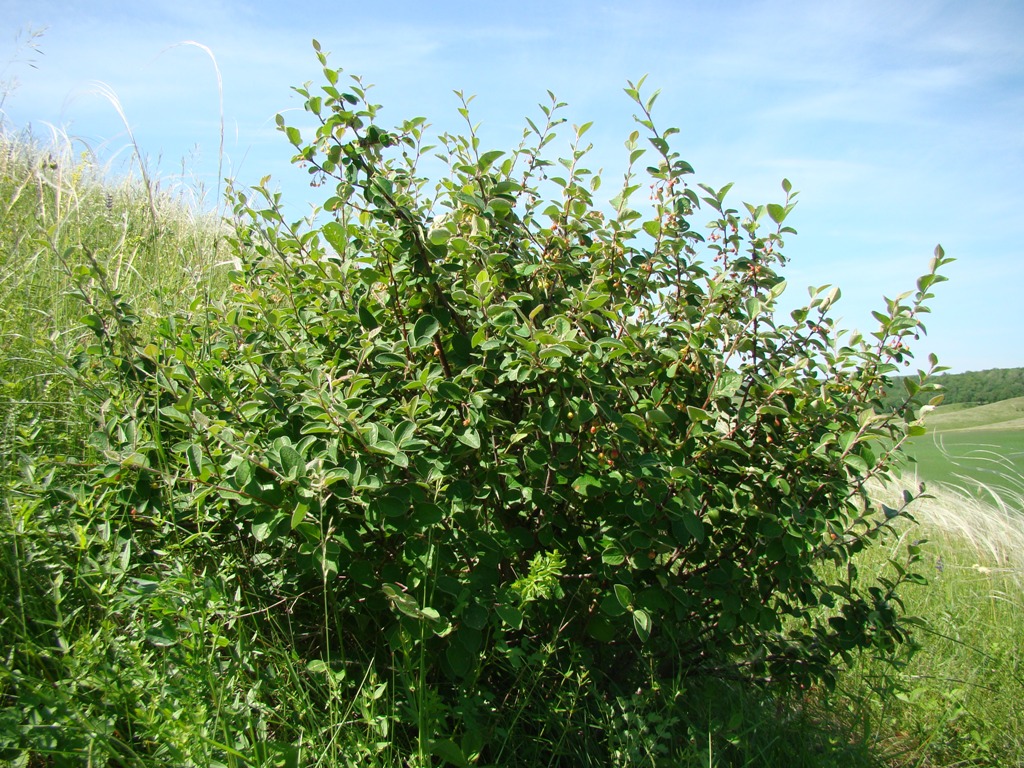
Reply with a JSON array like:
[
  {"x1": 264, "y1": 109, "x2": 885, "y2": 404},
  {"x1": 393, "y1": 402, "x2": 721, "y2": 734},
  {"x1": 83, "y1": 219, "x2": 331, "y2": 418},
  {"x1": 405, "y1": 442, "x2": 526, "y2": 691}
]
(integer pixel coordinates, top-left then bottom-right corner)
[
  {"x1": 904, "y1": 395, "x2": 1024, "y2": 493},
  {"x1": 882, "y1": 366, "x2": 1024, "y2": 410},
  {"x1": 925, "y1": 396, "x2": 1024, "y2": 432}
]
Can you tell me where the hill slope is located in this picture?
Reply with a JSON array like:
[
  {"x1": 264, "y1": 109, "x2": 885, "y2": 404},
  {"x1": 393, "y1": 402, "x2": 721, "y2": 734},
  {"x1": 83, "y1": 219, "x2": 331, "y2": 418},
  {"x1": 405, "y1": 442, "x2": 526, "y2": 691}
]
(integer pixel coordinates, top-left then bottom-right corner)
[
  {"x1": 881, "y1": 366, "x2": 1024, "y2": 409},
  {"x1": 905, "y1": 396, "x2": 1024, "y2": 492},
  {"x1": 925, "y1": 396, "x2": 1024, "y2": 432}
]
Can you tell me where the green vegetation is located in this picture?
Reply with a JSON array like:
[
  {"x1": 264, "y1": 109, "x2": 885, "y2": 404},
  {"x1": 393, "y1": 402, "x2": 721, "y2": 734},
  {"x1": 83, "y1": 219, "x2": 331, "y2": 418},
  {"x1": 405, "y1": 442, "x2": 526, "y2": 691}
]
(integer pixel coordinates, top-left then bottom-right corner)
[
  {"x1": 1, "y1": 43, "x2": 1022, "y2": 767},
  {"x1": 903, "y1": 398, "x2": 1024, "y2": 492},
  {"x1": 881, "y1": 367, "x2": 1024, "y2": 410},
  {"x1": 933, "y1": 368, "x2": 1024, "y2": 406},
  {"x1": 0, "y1": 126, "x2": 230, "y2": 497},
  {"x1": 843, "y1": 479, "x2": 1024, "y2": 765}
]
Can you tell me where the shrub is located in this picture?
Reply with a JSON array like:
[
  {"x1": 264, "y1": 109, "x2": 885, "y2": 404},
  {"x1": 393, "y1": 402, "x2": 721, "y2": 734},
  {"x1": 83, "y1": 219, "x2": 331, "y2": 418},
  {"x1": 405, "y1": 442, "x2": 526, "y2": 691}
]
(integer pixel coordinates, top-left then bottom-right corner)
[{"x1": 57, "y1": 41, "x2": 950, "y2": 761}]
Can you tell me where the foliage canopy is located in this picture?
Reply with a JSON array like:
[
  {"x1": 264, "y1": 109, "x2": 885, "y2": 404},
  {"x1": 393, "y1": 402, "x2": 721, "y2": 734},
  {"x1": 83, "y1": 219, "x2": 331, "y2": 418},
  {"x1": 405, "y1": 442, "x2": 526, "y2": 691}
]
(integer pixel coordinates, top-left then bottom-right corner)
[{"x1": 59, "y1": 42, "x2": 950, "y2": 760}]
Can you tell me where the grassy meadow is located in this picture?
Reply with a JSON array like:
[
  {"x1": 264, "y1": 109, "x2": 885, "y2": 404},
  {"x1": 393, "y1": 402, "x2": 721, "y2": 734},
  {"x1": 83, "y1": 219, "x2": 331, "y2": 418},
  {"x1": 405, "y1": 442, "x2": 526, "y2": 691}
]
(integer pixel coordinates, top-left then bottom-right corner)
[
  {"x1": 903, "y1": 397, "x2": 1024, "y2": 495},
  {"x1": 1, "y1": 127, "x2": 1023, "y2": 767}
]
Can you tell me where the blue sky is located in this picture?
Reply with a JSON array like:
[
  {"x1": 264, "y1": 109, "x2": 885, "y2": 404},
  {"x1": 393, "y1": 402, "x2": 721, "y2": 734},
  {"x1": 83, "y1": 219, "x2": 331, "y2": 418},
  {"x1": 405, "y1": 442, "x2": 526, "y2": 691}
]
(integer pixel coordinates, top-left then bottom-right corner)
[{"x1": 2, "y1": 0, "x2": 1022, "y2": 374}]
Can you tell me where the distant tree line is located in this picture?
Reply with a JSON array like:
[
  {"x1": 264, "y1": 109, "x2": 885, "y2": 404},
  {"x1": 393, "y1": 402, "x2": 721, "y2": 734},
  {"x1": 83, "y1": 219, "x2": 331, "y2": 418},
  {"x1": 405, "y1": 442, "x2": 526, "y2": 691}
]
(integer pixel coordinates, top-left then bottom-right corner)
[{"x1": 880, "y1": 367, "x2": 1024, "y2": 410}]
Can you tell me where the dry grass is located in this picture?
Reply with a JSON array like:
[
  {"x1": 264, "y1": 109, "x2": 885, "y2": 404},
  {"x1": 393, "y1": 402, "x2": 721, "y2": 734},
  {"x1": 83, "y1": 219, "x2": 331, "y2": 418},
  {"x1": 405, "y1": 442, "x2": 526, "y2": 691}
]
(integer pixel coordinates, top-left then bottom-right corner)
[{"x1": 871, "y1": 476, "x2": 1024, "y2": 575}]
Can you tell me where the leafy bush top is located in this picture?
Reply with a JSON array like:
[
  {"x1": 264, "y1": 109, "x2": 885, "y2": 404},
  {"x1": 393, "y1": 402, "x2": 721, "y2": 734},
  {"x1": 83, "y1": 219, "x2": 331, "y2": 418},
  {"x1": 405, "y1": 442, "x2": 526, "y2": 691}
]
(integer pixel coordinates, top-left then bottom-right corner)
[{"x1": 63, "y1": 41, "x2": 949, "y2": 756}]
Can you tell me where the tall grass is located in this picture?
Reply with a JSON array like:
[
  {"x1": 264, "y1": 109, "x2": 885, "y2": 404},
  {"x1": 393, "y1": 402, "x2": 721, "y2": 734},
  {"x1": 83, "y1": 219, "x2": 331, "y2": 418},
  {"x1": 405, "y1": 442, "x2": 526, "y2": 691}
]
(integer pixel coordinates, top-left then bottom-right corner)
[
  {"x1": 1, "y1": 122, "x2": 1023, "y2": 765},
  {"x1": 0, "y1": 126, "x2": 229, "y2": 369},
  {"x1": 823, "y1": 477, "x2": 1024, "y2": 766},
  {"x1": 0, "y1": 128, "x2": 231, "y2": 497}
]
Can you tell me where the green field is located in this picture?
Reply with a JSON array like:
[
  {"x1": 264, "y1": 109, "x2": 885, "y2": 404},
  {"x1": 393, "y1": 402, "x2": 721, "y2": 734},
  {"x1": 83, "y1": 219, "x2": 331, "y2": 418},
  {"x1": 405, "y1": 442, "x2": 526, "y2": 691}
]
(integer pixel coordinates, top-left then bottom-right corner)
[{"x1": 903, "y1": 396, "x2": 1024, "y2": 493}]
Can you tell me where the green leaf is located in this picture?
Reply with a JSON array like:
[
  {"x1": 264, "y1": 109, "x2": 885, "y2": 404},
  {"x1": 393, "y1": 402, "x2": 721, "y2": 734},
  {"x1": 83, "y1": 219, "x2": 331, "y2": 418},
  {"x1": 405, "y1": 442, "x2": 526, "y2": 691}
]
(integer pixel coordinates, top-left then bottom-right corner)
[
  {"x1": 446, "y1": 642, "x2": 474, "y2": 678},
  {"x1": 145, "y1": 622, "x2": 178, "y2": 648},
  {"x1": 185, "y1": 444, "x2": 203, "y2": 476},
  {"x1": 613, "y1": 583, "x2": 633, "y2": 611},
  {"x1": 358, "y1": 301, "x2": 379, "y2": 330},
  {"x1": 252, "y1": 509, "x2": 285, "y2": 542},
  {"x1": 412, "y1": 314, "x2": 440, "y2": 348},
  {"x1": 844, "y1": 454, "x2": 869, "y2": 474},
  {"x1": 159, "y1": 405, "x2": 190, "y2": 423},
  {"x1": 322, "y1": 221, "x2": 347, "y2": 254},
  {"x1": 488, "y1": 197, "x2": 514, "y2": 217},
  {"x1": 376, "y1": 352, "x2": 406, "y2": 367},
  {"x1": 712, "y1": 371, "x2": 742, "y2": 398},
  {"x1": 374, "y1": 493, "x2": 408, "y2": 519},
  {"x1": 428, "y1": 227, "x2": 451, "y2": 245},
  {"x1": 435, "y1": 382, "x2": 466, "y2": 402},
  {"x1": 456, "y1": 429, "x2": 481, "y2": 450},
  {"x1": 602, "y1": 546, "x2": 626, "y2": 566},
  {"x1": 682, "y1": 511, "x2": 705, "y2": 543},
  {"x1": 392, "y1": 421, "x2": 415, "y2": 447},
  {"x1": 632, "y1": 609, "x2": 652, "y2": 642},
  {"x1": 477, "y1": 149, "x2": 505, "y2": 171},
  {"x1": 495, "y1": 604, "x2": 523, "y2": 630},
  {"x1": 280, "y1": 445, "x2": 303, "y2": 479},
  {"x1": 366, "y1": 439, "x2": 398, "y2": 456},
  {"x1": 382, "y1": 583, "x2": 422, "y2": 619},
  {"x1": 431, "y1": 739, "x2": 470, "y2": 767},
  {"x1": 600, "y1": 593, "x2": 627, "y2": 618},
  {"x1": 686, "y1": 406, "x2": 713, "y2": 422},
  {"x1": 572, "y1": 474, "x2": 602, "y2": 497},
  {"x1": 234, "y1": 460, "x2": 253, "y2": 489},
  {"x1": 290, "y1": 501, "x2": 309, "y2": 529},
  {"x1": 449, "y1": 480, "x2": 473, "y2": 501},
  {"x1": 540, "y1": 410, "x2": 557, "y2": 435},
  {"x1": 539, "y1": 344, "x2": 572, "y2": 360},
  {"x1": 647, "y1": 408, "x2": 672, "y2": 424},
  {"x1": 839, "y1": 431, "x2": 858, "y2": 452}
]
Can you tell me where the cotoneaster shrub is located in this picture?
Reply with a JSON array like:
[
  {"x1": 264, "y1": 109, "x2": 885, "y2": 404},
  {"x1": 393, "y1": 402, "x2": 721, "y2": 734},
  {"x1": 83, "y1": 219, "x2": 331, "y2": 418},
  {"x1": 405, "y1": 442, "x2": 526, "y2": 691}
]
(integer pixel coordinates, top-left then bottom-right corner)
[{"x1": 59, "y1": 41, "x2": 950, "y2": 760}]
